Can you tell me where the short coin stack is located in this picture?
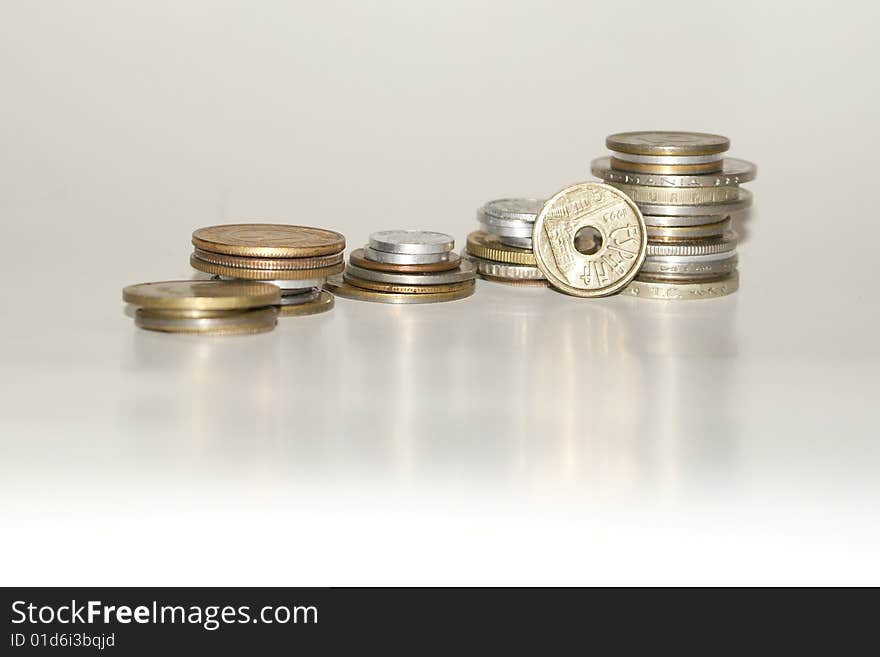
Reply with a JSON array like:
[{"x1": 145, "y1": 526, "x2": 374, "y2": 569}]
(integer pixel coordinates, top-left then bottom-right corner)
[
  {"x1": 326, "y1": 230, "x2": 476, "y2": 304},
  {"x1": 591, "y1": 131, "x2": 757, "y2": 300},
  {"x1": 462, "y1": 199, "x2": 549, "y2": 286},
  {"x1": 122, "y1": 280, "x2": 281, "y2": 335},
  {"x1": 189, "y1": 224, "x2": 344, "y2": 316}
]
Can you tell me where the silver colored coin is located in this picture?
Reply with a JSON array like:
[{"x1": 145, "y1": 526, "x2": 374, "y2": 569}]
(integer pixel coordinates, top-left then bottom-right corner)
[
  {"x1": 368, "y1": 230, "x2": 454, "y2": 255},
  {"x1": 646, "y1": 232, "x2": 738, "y2": 257},
  {"x1": 499, "y1": 235, "x2": 533, "y2": 249},
  {"x1": 609, "y1": 151, "x2": 723, "y2": 165},
  {"x1": 606, "y1": 131, "x2": 730, "y2": 156},
  {"x1": 642, "y1": 213, "x2": 729, "y2": 227},
  {"x1": 362, "y1": 246, "x2": 450, "y2": 265},
  {"x1": 479, "y1": 219, "x2": 534, "y2": 239},
  {"x1": 278, "y1": 287, "x2": 321, "y2": 305},
  {"x1": 622, "y1": 272, "x2": 739, "y2": 300},
  {"x1": 344, "y1": 260, "x2": 476, "y2": 285},
  {"x1": 219, "y1": 275, "x2": 327, "y2": 290},
  {"x1": 480, "y1": 198, "x2": 545, "y2": 223},
  {"x1": 606, "y1": 183, "x2": 741, "y2": 206},
  {"x1": 637, "y1": 190, "x2": 752, "y2": 217},
  {"x1": 640, "y1": 253, "x2": 738, "y2": 276},
  {"x1": 592, "y1": 156, "x2": 756, "y2": 188},
  {"x1": 462, "y1": 252, "x2": 546, "y2": 280},
  {"x1": 135, "y1": 306, "x2": 278, "y2": 334},
  {"x1": 646, "y1": 219, "x2": 731, "y2": 240}
]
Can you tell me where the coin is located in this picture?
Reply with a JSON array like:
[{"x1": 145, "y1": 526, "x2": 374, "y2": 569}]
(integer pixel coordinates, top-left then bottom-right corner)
[
  {"x1": 592, "y1": 157, "x2": 757, "y2": 187},
  {"x1": 636, "y1": 190, "x2": 752, "y2": 217},
  {"x1": 641, "y1": 213, "x2": 730, "y2": 227},
  {"x1": 465, "y1": 231, "x2": 536, "y2": 266},
  {"x1": 190, "y1": 254, "x2": 344, "y2": 280},
  {"x1": 478, "y1": 217, "x2": 534, "y2": 238},
  {"x1": 123, "y1": 280, "x2": 281, "y2": 311},
  {"x1": 368, "y1": 230, "x2": 454, "y2": 255},
  {"x1": 348, "y1": 247, "x2": 460, "y2": 273},
  {"x1": 135, "y1": 306, "x2": 278, "y2": 334},
  {"x1": 608, "y1": 151, "x2": 724, "y2": 165},
  {"x1": 192, "y1": 248, "x2": 344, "y2": 271},
  {"x1": 344, "y1": 260, "x2": 476, "y2": 286},
  {"x1": 645, "y1": 232, "x2": 738, "y2": 257},
  {"x1": 479, "y1": 274, "x2": 550, "y2": 287},
  {"x1": 622, "y1": 272, "x2": 739, "y2": 300},
  {"x1": 606, "y1": 131, "x2": 730, "y2": 156},
  {"x1": 218, "y1": 275, "x2": 328, "y2": 290},
  {"x1": 277, "y1": 290, "x2": 335, "y2": 317},
  {"x1": 192, "y1": 224, "x2": 345, "y2": 258},
  {"x1": 325, "y1": 276, "x2": 475, "y2": 304},
  {"x1": 639, "y1": 253, "x2": 739, "y2": 277},
  {"x1": 531, "y1": 182, "x2": 647, "y2": 297},
  {"x1": 609, "y1": 158, "x2": 723, "y2": 175},
  {"x1": 462, "y1": 253, "x2": 546, "y2": 280},
  {"x1": 604, "y1": 183, "x2": 741, "y2": 206},
  {"x1": 344, "y1": 273, "x2": 473, "y2": 295},
  {"x1": 499, "y1": 235, "x2": 534, "y2": 249},
  {"x1": 278, "y1": 287, "x2": 321, "y2": 305},
  {"x1": 480, "y1": 198, "x2": 544, "y2": 223},
  {"x1": 361, "y1": 246, "x2": 451, "y2": 265},
  {"x1": 646, "y1": 219, "x2": 731, "y2": 240}
]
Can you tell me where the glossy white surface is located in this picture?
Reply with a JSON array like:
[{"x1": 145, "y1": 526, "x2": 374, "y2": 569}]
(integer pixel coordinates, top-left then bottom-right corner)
[{"x1": 1, "y1": 1, "x2": 879, "y2": 585}]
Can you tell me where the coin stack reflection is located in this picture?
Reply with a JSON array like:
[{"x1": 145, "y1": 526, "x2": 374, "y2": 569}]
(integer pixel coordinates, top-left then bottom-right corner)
[
  {"x1": 462, "y1": 199, "x2": 549, "y2": 286},
  {"x1": 189, "y1": 224, "x2": 345, "y2": 317},
  {"x1": 326, "y1": 230, "x2": 476, "y2": 303},
  {"x1": 591, "y1": 131, "x2": 757, "y2": 300}
]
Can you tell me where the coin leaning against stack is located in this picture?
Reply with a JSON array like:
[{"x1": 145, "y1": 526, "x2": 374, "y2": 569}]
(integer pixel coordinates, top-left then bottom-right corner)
[
  {"x1": 462, "y1": 199, "x2": 549, "y2": 287},
  {"x1": 326, "y1": 230, "x2": 476, "y2": 303},
  {"x1": 189, "y1": 224, "x2": 344, "y2": 316},
  {"x1": 122, "y1": 280, "x2": 281, "y2": 335},
  {"x1": 591, "y1": 131, "x2": 757, "y2": 300}
]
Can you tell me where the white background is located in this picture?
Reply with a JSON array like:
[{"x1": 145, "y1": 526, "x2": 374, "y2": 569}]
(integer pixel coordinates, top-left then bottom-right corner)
[{"x1": 1, "y1": 1, "x2": 879, "y2": 585}]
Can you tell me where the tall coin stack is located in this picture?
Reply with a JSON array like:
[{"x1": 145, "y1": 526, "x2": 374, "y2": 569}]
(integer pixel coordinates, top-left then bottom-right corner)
[
  {"x1": 189, "y1": 224, "x2": 344, "y2": 316},
  {"x1": 591, "y1": 131, "x2": 757, "y2": 300},
  {"x1": 462, "y1": 199, "x2": 549, "y2": 286},
  {"x1": 326, "y1": 230, "x2": 476, "y2": 304}
]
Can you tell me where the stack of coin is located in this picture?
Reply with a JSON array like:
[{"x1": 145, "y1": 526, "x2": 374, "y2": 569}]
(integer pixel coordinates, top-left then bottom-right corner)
[
  {"x1": 462, "y1": 199, "x2": 549, "y2": 286},
  {"x1": 591, "y1": 131, "x2": 757, "y2": 300},
  {"x1": 326, "y1": 230, "x2": 476, "y2": 303},
  {"x1": 189, "y1": 224, "x2": 344, "y2": 316},
  {"x1": 122, "y1": 280, "x2": 281, "y2": 335}
]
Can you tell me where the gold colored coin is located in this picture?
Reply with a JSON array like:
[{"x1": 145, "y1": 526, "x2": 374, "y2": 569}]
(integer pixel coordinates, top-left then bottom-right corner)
[
  {"x1": 192, "y1": 224, "x2": 345, "y2": 258},
  {"x1": 190, "y1": 255, "x2": 344, "y2": 280},
  {"x1": 123, "y1": 280, "x2": 281, "y2": 311},
  {"x1": 135, "y1": 306, "x2": 278, "y2": 334},
  {"x1": 622, "y1": 272, "x2": 739, "y2": 300},
  {"x1": 532, "y1": 182, "x2": 647, "y2": 298},
  {"x1": 646, "y1": 219, "x2": 731, "y2": 241},
  {"x1": 610, "y1": 158, "x2": 723, "y2": 175},
  {"x1": 343, "y1": 273, "x2": 472, "y2": 295},
  {"x1": 277, "y1": 290, "x2": 335, "y2": 317},
  {"x1": 480, "y1": 274, "x2": 549, "y2": 287},
  {"x1": 605, "y1": 183, "x2": 741, "y2": 206},
  {"x1": 348, "y1": 248, "x2": 462, "y2": 273},
  {"x1": 465, "y1": 231, "x2": 536, "y2": 266},
  {"x1": 325, "y1": 276, "x2": 475, "y2": 304},
  {"x1": 192, "y1": 248, "x2": 344, "y2": 271},
  {"x1": 606, "y1": 131, "x2": 730, "y2": 156}
]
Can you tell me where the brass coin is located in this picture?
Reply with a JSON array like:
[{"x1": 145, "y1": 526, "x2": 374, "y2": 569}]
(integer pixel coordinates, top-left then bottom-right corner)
[
  {"x1": 532, "y1": 182, "x2": 647, "y2": 298},
  {"x1": 646, "y1": 219, "x2": 731, "y2": 241},
  {"x1": 622, "y1": 272, "x2": 739, "y2": 300},
  {"x1": 606, "y1": 131, "x2": 730, "y2": 156},
  {"x1": 190, "y1": 254, "x2": 344, "y2": 280},
  {"x1": 192, "y1": 224, "x2": 345, "y2": 258},
  {"x1": 343, "y1": 273, "x2": 472, "y2": 295},
  {"x1": 610, "y1": 158, "x2": 723, "y2": 175},
  {"x1": 325, "y1": 276, "x2": 475, "y2": 304},
  {"x1": 348, "y1": 248, "x2": 461, "y2": 273},
  {"x1": 123, "y1": 280, "x2": 281, "y2": 311},
  {"x1": 192, "y1": 248, "x2": 344, "y2": 271},
  {"x1": 135, "y1": 306, "x2": 278, "y2": 334},
  {"x1": 465, "y1": 231, "x2": 536, "y2": 266},
  {"x1": 480, "y1": 274, "x2": 549, "y2": 287},
  {"x1": 277, "y1": 290, "x2": 335, "y2": 317}
]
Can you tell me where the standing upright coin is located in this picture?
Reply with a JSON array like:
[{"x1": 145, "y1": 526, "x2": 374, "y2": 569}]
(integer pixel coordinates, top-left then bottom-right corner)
[
  {"x1": 192, "y1": 224, "x2": 345, "y2": 258},
  {"x1": 606, "y1": 131, "x2": 730, "y2": 156},
  {"x1": 368, "y1": 230, "x2": 454, "y2": 255},
  {"x1": 531, "y1": 183, "x2": 647, "y2": 298}
]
